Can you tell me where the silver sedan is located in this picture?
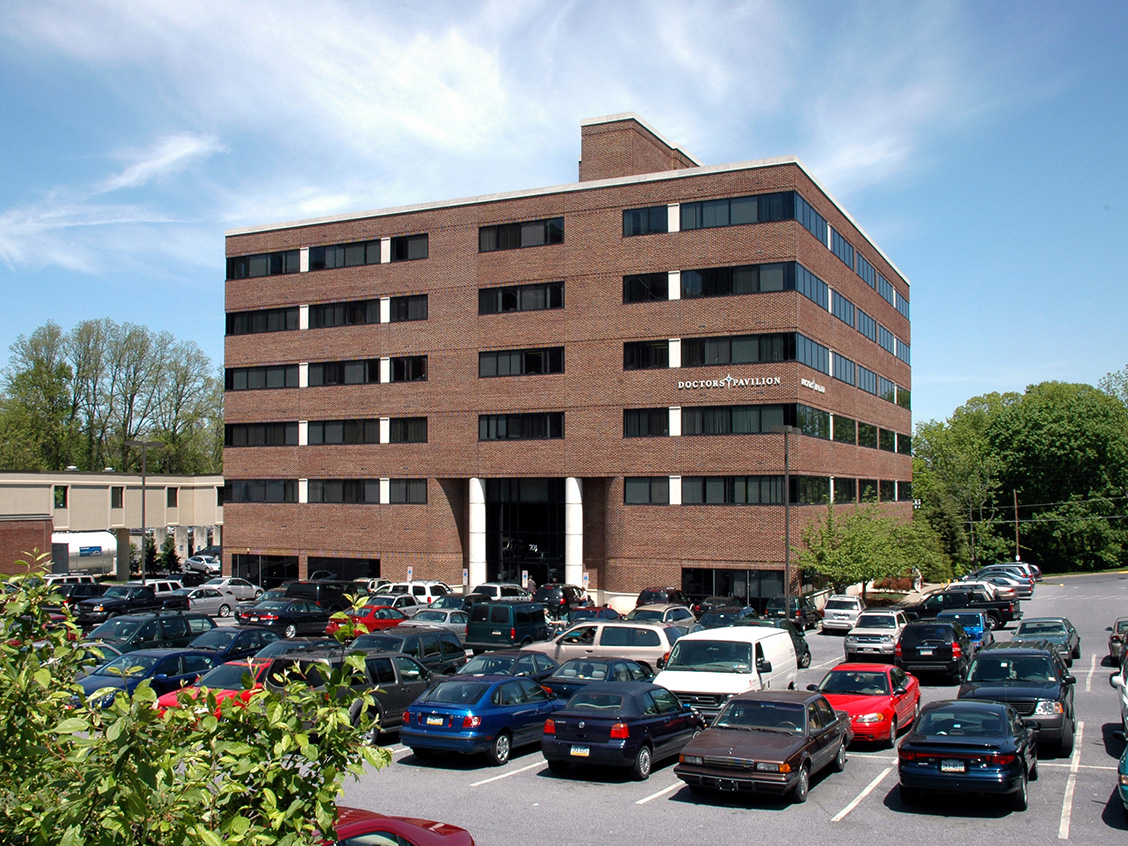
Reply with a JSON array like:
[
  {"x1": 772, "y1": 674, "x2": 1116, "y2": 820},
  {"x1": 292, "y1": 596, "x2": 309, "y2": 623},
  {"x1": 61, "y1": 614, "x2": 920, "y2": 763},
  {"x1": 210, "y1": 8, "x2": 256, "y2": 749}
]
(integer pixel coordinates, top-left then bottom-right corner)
[
  {"x1": 401, "y1": 608, "x2": 470, "y2": 643},
  {"x1": 201, "y1": 577, "x2": 264, "y2": 602},
  {"x1": 168, "y1": 586, "x2": 238, "y2": 617}
]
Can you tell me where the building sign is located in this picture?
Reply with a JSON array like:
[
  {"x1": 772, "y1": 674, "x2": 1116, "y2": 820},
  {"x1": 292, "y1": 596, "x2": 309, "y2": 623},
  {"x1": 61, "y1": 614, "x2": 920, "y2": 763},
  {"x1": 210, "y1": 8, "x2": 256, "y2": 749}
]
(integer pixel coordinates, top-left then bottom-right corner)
[
  {"x1": 800, "y1": 377, "x2": 826, "y2": 393},
  {"x1": 78, "y1": 546, "x2": 102, "y2": 557},
  {"x1": 677, "y1": 374, "x2": 781, "y2": 391}
]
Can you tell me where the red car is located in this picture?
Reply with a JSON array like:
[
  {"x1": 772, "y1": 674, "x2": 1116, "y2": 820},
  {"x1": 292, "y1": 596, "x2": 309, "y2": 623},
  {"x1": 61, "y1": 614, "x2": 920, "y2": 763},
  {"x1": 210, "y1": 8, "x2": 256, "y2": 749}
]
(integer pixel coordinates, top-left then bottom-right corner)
[
  {"x1": 156, "y1": 658, "x2": 272, "y2": 715},
  {"x1": 325, "y1": 806, "x2": 474, "y2": 845},
  {"x1": 326, "y1": 604, "x2": 409, "y2": 636},
  {"x1": 807, "y1": 662, "x2": 920, "y2": 747}
]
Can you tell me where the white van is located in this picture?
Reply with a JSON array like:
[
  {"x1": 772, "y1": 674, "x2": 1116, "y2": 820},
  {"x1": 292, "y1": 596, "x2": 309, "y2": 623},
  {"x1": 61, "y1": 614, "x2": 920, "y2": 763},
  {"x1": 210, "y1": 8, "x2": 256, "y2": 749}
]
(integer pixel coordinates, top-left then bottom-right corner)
[{"x1": 654, "y1": 627, "x2": 798, "y2": 720}]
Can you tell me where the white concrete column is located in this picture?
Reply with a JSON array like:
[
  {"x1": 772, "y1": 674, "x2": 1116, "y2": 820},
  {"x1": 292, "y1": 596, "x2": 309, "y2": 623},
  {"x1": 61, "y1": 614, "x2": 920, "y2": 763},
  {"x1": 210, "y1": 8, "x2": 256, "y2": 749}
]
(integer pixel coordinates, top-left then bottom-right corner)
[
  {"x1": 565, "y1": 477, "x2": 583, "y2": 587},
  {"x1": 298, "y1": 420, "x2": 308, "y2": 446},
  {"x1": 828, "y1": 414, "x2": 834, "y2": 441},
  {"x1": 299, "y1": 304, "x2": 309, "y2": 330},
  {"x1": 113, "y1": 528, "x2": 132, "y2": 581},
  {"x1": 299, "y1": 362, "x2": 309, "y2": 388},
  {"x1": 299, "y1": 247, "x2": 310, "y2": 272},
  {"x1": 173, "y1": 526, "x2": 189, "y2": 562},
  {"x1": 379, "y1": 297, "x2": 391, "y2": 324},
  {"x1": 668, "y1": 338, "x2": 681, "y2": 369},
  {"x1": 669, "y1": 475, "x2": 682, "y2": 506},
  {"x1": 379, "y1": 478, "x2": 390, "y2": 504},
  {"x1": 298, "y1": 479, "x2": 308, "y2": 504},
  {"x1": 380, "y1": 237, "x2": 391, "y2": 264},
  {"x1": 469, "y1": 478, "x2": 487, "y2": 588},
  {"x1": 667, "y1": 203, "x2": 680, "y2": 233},
  {"x1": 211, "y1": 526, "x2": 222, "y2": 548},
  {"x1": 379, "y1": 357, "x2": 391, "y2": 384},
  {"x1": 669, "y1": 406, "x2": 681, "y2": 437},
  {"x1": 829, "y1": 478, "x2": 836, "y2": 504},
  {"x1": 668, "y1": 270, "x2": 681, "y2": 301},
  {"x1": 379, "y1": 417, "x2": 391, "y2": 444}
]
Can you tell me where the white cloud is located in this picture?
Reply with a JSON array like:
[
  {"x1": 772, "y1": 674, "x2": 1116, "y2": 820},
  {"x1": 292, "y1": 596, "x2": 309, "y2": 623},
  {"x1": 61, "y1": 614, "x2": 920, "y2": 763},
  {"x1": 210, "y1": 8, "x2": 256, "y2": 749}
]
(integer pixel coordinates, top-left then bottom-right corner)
[{"x1": 97, "y1": 133, "x2": 225, "y2": 194}]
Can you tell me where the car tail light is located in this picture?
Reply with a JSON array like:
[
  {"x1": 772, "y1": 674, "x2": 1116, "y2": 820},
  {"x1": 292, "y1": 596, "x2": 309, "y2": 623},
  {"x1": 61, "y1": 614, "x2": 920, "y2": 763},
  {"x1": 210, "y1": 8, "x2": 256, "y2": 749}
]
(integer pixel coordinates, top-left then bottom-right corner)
[
  {"x1": 985, "y1": 753, "x2": 1016, "y2": 765},
  {"x1": 952, "y1": 641, "x2": 962, "y2": 660},
  {"x1": 895, "y1": 642, "x2": 902, "y2": 659},
  {"x1": 259, "y1": 614, "x2": 277, "y2": 621},
  {"x1": 462, "y1": 715, "x2": 481, "y2": 729},
  {"x1": 402, "y1": 710, "x2": 411, "y2": 724},
  {"x1": 898, "y1": 749, "x2": 918, "y2": 761},
  {"x1": 510, "y1": 628, "x2": 516, "y2": 640},
  {"x1": 609, "y1": 722, "x2": 630, "y2": 739},
  {"x1": 544, "y1": 719, "x2": 556, "y2": 735}
]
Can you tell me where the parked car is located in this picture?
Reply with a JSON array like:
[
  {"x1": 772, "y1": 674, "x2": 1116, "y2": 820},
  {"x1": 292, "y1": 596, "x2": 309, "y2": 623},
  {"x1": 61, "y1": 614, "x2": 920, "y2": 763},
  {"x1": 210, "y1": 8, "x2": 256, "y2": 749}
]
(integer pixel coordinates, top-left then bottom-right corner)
[
  {"x1": 379, "y1": 580, "x2": 453, "y2": 606},
  {"x1": 236, "y1": 599, "x2": 330, "y2": 638},
  {"x1": 432, "y1": 593, "x2": 493, "y2": 613},
  {"x1": 674, "y1": 689, "x2": 852, "y2": 803},
  {"x1": 958, "y1": 640, "x2": 1076, "y2": 756},
  {"x1": 533, "y1": 583, "x2": 587, "y2": 618},
  {"x1": 253, "y1": 637, "x2": 336, "y2": 659},
  {"x1": 155, "y1": 657, "x2": 274, "y2": 715},
  {"x1": 734, "y1": 618, "x2": 812, "y2": 669},
  {"x1": 636, "y1": 587, "x2": 690, "y2": 608},
  {"x1": 895, "y1": 620, "x2": 973, "y2": 683},
  {"x1": 185, "y1": 555, "x2": 221, "y2": 576},
  {"x1": 542, "y1": 682, "x2": 706, "y2": 780},
  {"x1": 465, "y1": 600, "x2": 550, "y2": 652},
  {"x1": 402, "y1": 608, "x2": 471, "y2": 643},
  {"x1": 561, "y1": 606, "x2": 622, "y2": 625},
  {"x1": 369, "y1": 592, "x2": 427, "y2": 617},
  {"x1": 764, "y1": 595, "x2": 822, "y2": 631},
  {"x1": 327, "y1": 806, "x2": 475, "y2": 846},
  {"x1": 459, "y1": 649, "x2": 559, "y2": 683},
  {"x1": 691, "y1": 596, "x2": 744, "y2": 618},
  {"x1": 1010, "y1": 617, "x2": 1081, "y2": 667},
  {"x1": 282, "y1": 581, "x2": 351, "y2": 612},
  {"x1": 85, "y1": 611, "x2": 216, "y2": 654},
  {"x1": 325, "y1": 604, "x2": 411, "y2": 636},
  {"x1": 623, "y1": 604, "x2": 697, "y2": 626},
  {"x1": 698, "y1": 606, "x2": 759, "y2": 629},
  {"x1": 76, "y1": 648, "x2": 217, "y2": 707},
  {"x1": 844, "y1": 610, "x2": 910, "y2": 663},
  {"x1": 1110, "y1": 617, "x2": 1128, "y2": 664},
  {"x1": 898, "y1": 698, "x2": 1038, "y2": 811},
  {"x1": 821, "y1": 595, "x2": 866, "y2": 633},
  {"x1": 1119, "y1": 745, "x2": 1128, "y2": 820},
  {"x1": 936, "y1": 609, "x2": 993, "y2": 653},
  {"x1": 333, "y1": 649, "x2": 435, "y2": 738},
  {"x1": 201, "y1": 577, "x2": 263, "y2": 602},
  {"x1": 166, "y1": 586, "x2": 237, "y2": 617},
  {"x1": 237, "y1": 587, "x2": 288, "y2": 614},
  {"x1": 75, "y1": 583, "x2": 187, "y2": 626},
  {"x1": 900, "y1": 587, "x2": 1020, "y2": 629},
  {"x1": 352, "y1": 628, "x2": 468, "y2": 675},
  {"x1": 809, "y1": 662, "x2": 920, "y2": 747},
  {"x1": 522, "y1": 621, "x2": 685, "y2": 674},
  {"x1": 401, "y1": 674, "x2": 564, "y2": 765},
  {"x1": 48, "y1": 582, "x2": 108, "y2": 612},
  {"x1": 471, "y1": 582, "x2": 531, "y2": 601},
  {"x1": 541, "y1": 657, "x2": 653, "y2": 700},
  {"x1": 188, "y1": 625, "x2": 280, "y2": 662}
]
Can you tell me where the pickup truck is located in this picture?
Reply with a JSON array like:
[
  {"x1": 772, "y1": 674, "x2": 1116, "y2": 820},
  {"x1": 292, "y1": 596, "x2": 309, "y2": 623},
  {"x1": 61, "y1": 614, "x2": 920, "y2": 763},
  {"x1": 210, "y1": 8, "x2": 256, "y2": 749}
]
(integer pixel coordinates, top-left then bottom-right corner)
[
  {"x1": 75, "y1": 584, "x2": 189, "y2": 626},
  {"x1": 899, "y1": 587, "x2": 1020, "y2": 630}
]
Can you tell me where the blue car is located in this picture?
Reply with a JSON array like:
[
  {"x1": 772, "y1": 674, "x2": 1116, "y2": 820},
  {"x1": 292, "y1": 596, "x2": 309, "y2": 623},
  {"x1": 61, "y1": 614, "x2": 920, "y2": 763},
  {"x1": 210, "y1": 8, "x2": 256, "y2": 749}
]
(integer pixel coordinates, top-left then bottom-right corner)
[
  {"x1": 402, "y1": 674, "x2": 563, "y2": 765},
  {"x1": 937, "y1": 610, "x2": 993, "y2": 652},
  {"x1": 1118, "y1": 744, "x2": 1128, "y2": 818},
  {"x1": 541, "y1": 682, "x2": 705, "y2": 780},
  {"x1": 76, "y1": 648, "x2": 218, "y2": 707}
]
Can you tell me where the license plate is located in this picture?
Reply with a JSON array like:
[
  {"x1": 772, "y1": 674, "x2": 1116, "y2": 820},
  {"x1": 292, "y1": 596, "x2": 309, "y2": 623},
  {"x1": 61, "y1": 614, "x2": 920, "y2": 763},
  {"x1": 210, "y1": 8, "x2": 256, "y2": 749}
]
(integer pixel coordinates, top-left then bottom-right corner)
[
  {"x1": 919, "y1": 648, "x2": 934, "y2": 656},
  {"x1": 426, "y1": 716, "x2": 444, "y2": 726},
  {"x1": 249, "y1": 617, "x2": 259, "y2": 622},
  {"x1": 570, "y1": 746, "x2": 589, "y2": 757},
  {"x1": 717, "y1": 779, "x2": 739, "y2": 791},
  {"x1": 940, "y1": 759, "x2": 966, "y2": 773}
]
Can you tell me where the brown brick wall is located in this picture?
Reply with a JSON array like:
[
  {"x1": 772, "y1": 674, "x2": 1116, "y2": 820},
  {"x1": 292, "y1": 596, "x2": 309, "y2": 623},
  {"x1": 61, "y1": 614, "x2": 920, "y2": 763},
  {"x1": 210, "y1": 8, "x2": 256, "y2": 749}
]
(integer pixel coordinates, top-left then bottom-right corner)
[
  {"x1": 579, "y1": 117, "x2": 696, "y2": 183},
  {"x1": 0, "y1": 518, "x2": 53, "y2": 577},
  {"x1": 223, "y1": 141, "x2": 913, "y2": 592}
]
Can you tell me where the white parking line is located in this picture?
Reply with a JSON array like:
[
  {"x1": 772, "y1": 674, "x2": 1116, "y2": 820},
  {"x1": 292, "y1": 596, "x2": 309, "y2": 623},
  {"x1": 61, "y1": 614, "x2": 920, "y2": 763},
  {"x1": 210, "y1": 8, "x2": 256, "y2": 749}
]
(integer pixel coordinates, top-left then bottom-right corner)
[
  {"x1": 636, "y1": 782, "x2": 682, "y2": 804},
  {"x1": 471, "y1": 761, "x2": 542, "y2": 787},
  {"x1": 831, "y1": 765, "x2": 893, "y2": 822},
  {"x1": 1058, "y1": 721, "x2": 1083, "y2": 840},
  {"x1": 1085, "y1": 654, "x2": 1097, "y2": 693}
]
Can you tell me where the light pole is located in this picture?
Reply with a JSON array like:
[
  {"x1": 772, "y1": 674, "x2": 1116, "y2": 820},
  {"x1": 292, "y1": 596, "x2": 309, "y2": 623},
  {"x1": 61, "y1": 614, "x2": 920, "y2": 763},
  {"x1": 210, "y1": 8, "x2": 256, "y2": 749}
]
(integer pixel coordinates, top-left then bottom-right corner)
[
  {"x1": 126, "y1": 439, "x2": 162, "y2": 586},
  {"x1": 772, "y1": 425, "x2": 803, "y2": 614}
]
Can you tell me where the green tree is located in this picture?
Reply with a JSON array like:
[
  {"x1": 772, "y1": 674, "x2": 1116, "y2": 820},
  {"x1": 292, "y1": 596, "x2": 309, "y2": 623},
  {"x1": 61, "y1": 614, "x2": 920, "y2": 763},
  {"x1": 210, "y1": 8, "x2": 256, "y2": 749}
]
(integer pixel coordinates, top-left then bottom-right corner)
[
  {"x1": 0, "y1": 556, "x2": 388, "y2": 844},
  {"x1": 1099, "y1": 364, "x2": 1128, "y2": 410},
  {"x1": 795, "y1": 505, "x2": 907, "y2": 600},
  {"x1": 158, "y1": 534, "x2": 180, "y2": 573},
  {"x1": 0, "y1": 322, "x2": 74, "y2": 471}
]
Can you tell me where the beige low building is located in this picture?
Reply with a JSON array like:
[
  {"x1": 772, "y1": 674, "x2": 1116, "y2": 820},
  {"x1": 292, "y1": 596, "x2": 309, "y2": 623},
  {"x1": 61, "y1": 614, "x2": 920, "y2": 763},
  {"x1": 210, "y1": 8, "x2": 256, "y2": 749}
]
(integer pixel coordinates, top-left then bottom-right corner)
[{"x1": 0, "y1": 471, "x2": 223, "y2": 579}]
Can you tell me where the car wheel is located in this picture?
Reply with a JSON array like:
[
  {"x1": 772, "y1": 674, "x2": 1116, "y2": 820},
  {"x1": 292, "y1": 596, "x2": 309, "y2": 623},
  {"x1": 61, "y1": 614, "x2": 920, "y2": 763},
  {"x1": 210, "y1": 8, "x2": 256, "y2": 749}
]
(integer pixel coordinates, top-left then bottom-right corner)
[
  {"x1": 1011, "y1": 771, "x2": 1028, "y2": 812},
  {"x1": 832, "y1": 741, "x2": 846, "y2": 772},
  {"x1": 218, "y1": 604, "x2": 231, "y2": 618},
  {"x1": 1058, "y1": 722, "x2": 1075, "y2": 757},
  {"x1": 1072, "y1": 643, "x2": 1081, "y2": 660},
  {"x1": 985, "y1": 616, "x2": 999, "y2": 631},
  {"x1": 886, "y1": 717, "x2": 898, "y2": 749},
  {"x1": 488, "y1": 732, "x2": 511, "y2": 766},
  {"x1": 547, "y1": 759, "x2": 569, "y2": 775},
  {"x1": 631, "y1": 745, "x2": 653, "y2": 781},
  {"x1": 800, "y1": 648, "x2": 811, "y2": 669},
  {"x1": 1028, "y1": 753, "x2": 1038, "y2": 782},
  {"x1": 283, "y1": 624, "x2": 298, "y2": 638},
  {"x1": 790, "y1": 763, "x2": 810, "y2": 804}
]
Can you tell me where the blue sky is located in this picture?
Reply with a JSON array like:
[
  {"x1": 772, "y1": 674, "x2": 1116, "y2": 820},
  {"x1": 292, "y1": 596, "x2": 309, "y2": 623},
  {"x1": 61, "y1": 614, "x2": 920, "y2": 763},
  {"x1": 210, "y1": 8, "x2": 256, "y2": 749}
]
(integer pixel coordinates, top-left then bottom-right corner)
[{"x1": 0, "y1": 0, "x2": 1124, "y2": 426}]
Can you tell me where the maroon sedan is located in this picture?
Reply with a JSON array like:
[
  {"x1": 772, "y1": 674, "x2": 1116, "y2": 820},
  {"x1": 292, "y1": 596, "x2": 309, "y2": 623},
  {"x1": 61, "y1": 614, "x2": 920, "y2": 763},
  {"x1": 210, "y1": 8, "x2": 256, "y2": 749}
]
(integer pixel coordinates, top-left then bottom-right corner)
[{"x1": 324, "y1": 806, "x2": 474, "y2": 845}]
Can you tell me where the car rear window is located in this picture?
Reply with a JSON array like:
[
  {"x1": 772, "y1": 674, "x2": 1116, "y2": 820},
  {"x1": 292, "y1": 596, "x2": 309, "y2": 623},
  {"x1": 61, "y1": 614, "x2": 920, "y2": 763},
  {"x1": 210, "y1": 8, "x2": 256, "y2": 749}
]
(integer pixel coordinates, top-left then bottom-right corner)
[
  {"x1": 900, "y1": 625, "x2": 954, "y2": 645},
  {"x1": 918, "y1": 707, "x2": 1006, "y2": 737},
  {"x1": 825, "y1": 599, "x2": 858, "y2": 611},
  {"x1": 423, "y1": 679, "x2": 489, "y2": 704},
  {"x1": 567, "y1": 692, "x2": 625, "y2": 711}
]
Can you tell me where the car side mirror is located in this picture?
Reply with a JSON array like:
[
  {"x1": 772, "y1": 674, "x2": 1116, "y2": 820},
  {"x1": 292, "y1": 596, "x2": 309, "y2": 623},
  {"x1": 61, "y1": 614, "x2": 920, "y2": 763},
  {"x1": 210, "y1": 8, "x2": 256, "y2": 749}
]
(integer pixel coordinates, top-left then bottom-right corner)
[
  {"x1": 893, "y1": 686, "x2": 908, "y2": 696},
  {"x1": 153, "y1": 673, "x2": 167, "y2": 680},
  {"x1": 1110, "y1": 673, "x2": 1123, "y2": 690},
  {"x1": 1107, "y1": 626, "x2": 1113, "y2": 632},
  {"x1": 1063, "y1": 675, "x2": 1077, "y2": 685},
  {"x1": 656, "y1": 657, "x2": 667, "y2": 670},
  {"x1": 756, "y1": 660, "x2": 772, "y2": 675},
  {"x1": 806, "y1": 684, "x2": 818, "y2": 692}
]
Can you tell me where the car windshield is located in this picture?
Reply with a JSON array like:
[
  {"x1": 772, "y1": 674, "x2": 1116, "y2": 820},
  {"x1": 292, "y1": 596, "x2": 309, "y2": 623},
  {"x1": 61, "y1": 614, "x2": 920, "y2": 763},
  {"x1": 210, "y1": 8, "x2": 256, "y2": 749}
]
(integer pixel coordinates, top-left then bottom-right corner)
[
  {"x1": 917, "y1": 707, "x2": 1007, "y2": 737},
  {"x1": 351, "y1": 634, "x2": 402, "y2": 651},
  {"x1": 626, "y1": 608, "x2": 663, "y2": 622},
  {"x1": 413, "y1": 611, "x2": 445, "y2": 623},
  {"x1": 191, "y1": 629, "x2": 237, "y2": 649},
  {"x1": 422, "y1": 680, "x2": 489, "y2": 705},
  {"x1": 431, "y1": 596, "x2": 462, "y2": 610},
  {"x1": 665, "y1": 640, "x2": 751, "y2": 672},
  {"x1": 566, "y1": 692, "x2": 625, "y2": 711},
  {"x1": 202, "y1": 579, "x2": 225, "y2": 587},
  {"x1": 855, "y1": 614, "x2": 896, "y2": 629},
  {"x1": 102, "y1": 586, "x2": 132, "y2": 598},
  {"x1": 254, "y1": 639, "x2": 334, "y2": 658},
  {"x1": 198, "y1": 662, "x2": 263, "y2": 689},
  {"x1": 88, "y1": 618, "x2": 142, "y2": 641},
  {"x1": 941, "y1": 613, "x2": 981, "y2": 627},
  {"x1": 967, "y1": 655, "x2": 1056, "y2": 683},
  {"x1": 555, "y1": 660, "x2": 609, "y2": 681},
  {"x1": 1017, "y1": 622, "x2": 1066, "y2": 638},
  {"x1": 715, "y1": 700, "x2": 805, "y2": 733},
  {"x1": 1116, "y1": 620, "x2": 1128, "y2": 634},
  {"x1": 825, "y1": 599, "x2": 858, "y2": 611},
  {"x1": 93, "y1": 654, "x2": 160, "y2": 678},
  {"x1": 819, "y1": 670, "x2": 890, "y2": 696},
  {"x1": 169, "y1": 588, "x2": 194, "y2": 597},
  {"x1": 460, "y1": 655, "x2": 517, "y2": 675}
]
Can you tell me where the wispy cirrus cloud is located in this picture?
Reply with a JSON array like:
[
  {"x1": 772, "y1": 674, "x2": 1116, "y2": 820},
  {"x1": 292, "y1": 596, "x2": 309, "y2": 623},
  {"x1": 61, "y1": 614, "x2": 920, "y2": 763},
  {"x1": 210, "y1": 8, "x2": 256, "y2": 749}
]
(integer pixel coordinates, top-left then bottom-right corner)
[{"x1": 96, "y1": 132, "x2": 225, "y2": 194}]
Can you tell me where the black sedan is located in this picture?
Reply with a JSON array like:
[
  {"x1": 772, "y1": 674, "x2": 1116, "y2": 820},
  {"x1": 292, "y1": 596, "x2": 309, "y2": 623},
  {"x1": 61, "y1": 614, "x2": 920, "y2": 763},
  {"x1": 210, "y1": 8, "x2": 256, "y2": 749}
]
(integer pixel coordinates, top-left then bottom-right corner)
[
  {"x1": 898, "y1": 698, "x2": 1037, "y2": 811},
  {"x1": 458, "y1": 649, "x2": 559, "y2": 682},
  {"x1": 698, "y1": 606, "x2": 759, "y2": 628},
  {"x1": 542, "y1": 658, "x2": 654, "y2": 700},
  {"x1": 236, "y1": 599, "x2": 329, "y2": 637},
  {"x1": 188, "y1": 625, "x2": 281, "y2": 662},
  {"x1": 542, "y1": 682, "x2": 706, "y2": 780}
]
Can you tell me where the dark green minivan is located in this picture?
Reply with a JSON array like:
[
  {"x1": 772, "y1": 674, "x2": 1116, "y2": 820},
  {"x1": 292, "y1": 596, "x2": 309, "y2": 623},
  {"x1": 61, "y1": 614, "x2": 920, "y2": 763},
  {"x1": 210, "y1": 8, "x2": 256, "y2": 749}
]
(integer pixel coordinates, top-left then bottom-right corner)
[{"x1": 466, "y1": 600, "x2": 550, "y2": 653}]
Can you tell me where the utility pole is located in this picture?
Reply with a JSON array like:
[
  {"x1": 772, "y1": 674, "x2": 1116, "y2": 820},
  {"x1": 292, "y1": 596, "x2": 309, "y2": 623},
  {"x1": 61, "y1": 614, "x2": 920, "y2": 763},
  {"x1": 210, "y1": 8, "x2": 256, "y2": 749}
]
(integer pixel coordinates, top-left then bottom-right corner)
[{"x1": 1013, "y1": 489, "x2": 1021, "y2": 561}]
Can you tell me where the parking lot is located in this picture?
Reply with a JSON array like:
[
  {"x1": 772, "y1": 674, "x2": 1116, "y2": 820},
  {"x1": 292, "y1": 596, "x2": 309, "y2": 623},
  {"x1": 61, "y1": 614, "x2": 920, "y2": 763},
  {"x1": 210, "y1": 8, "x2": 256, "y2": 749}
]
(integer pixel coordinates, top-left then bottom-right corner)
[{"x1": 338, "y1": 571, "x2": 1128, "y2": 845}]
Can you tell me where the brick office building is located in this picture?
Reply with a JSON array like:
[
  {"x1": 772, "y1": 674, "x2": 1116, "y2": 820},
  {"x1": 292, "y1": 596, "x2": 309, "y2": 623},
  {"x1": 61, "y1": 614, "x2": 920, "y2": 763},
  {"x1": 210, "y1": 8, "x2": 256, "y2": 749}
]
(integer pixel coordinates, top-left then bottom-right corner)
[{"x1": 223, "y1": 114, "x2": 912, "y2": 602}]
